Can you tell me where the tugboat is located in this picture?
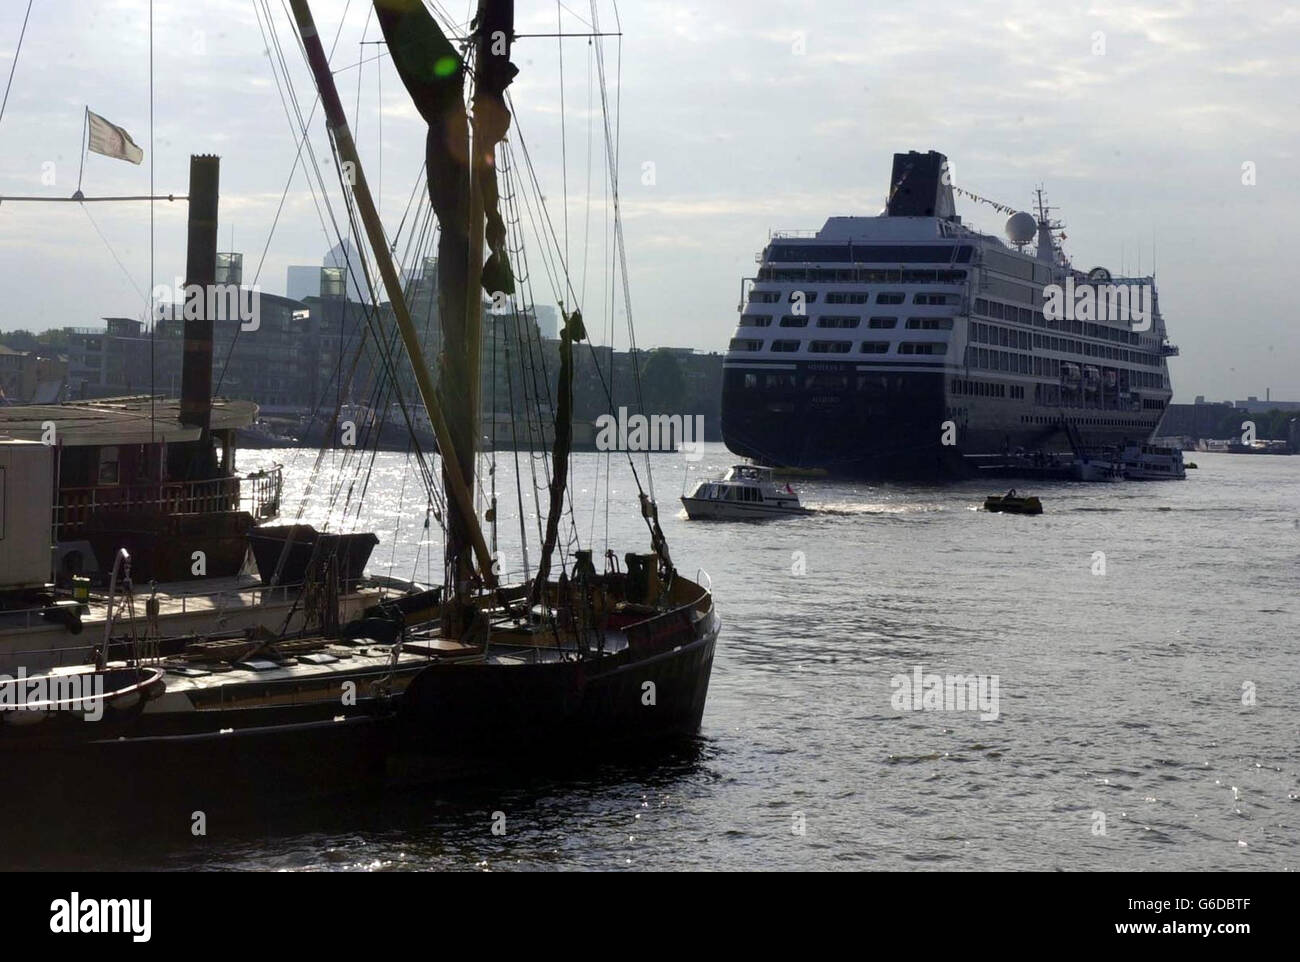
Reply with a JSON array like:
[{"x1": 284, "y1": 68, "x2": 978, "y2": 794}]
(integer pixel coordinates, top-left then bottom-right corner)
[
  {"x1": 984, "y1": 489, "x2": 1043, "y2": 515},
  {"x1": 681, "y1": 464, "x2": 810, "y2": 520}
]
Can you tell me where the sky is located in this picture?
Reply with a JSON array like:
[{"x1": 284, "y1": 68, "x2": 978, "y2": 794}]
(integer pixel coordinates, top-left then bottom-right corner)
[{"x1": 0, "y1": 0, "x2": 1296, "y2": 404}]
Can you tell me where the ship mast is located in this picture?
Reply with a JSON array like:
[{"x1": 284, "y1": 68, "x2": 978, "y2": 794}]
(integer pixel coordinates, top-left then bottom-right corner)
[
  {"x1": 285, "y1": 0, "x2": 497, "y2": 594},
  {"x1": 1033, "y1": 186, "x2": 1064, "y2": 267}
]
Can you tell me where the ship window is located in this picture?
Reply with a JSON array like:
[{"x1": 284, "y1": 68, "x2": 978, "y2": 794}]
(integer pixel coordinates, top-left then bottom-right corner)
[
  {"x1": 739, "y1": 315, "x2": 772, "y2": 327},
  {"x1": 825, "y1": 292, "x2": 870, "y2": 304},
  {"x1": 779, "y1": 315, "x2": 809, "y2": 328},
  {"x1": 729, "y1": 338, "x2": 763, "y2": 352},
  {"x1": 875, "y1": 293, "x2": 905, "y2": 305},
  {"x1": 809, "y1": 340, "x2": 852, "y2": 354},
  {"x1": 868, "y1": 316, "x2": 898, "y2": 329},
  {"x1": 97, "y1": 447, "x2": 120, "y2": 486},
  {"x1": 816, "y1": 316, "x2": 860, "y2": 329},
  {"x1": 771, "y1": 340, "x2": 801, "y2": 352},
  {"x1": 767, "y1": 244, "x2": 967, "y2": 264},
  {"x1": 860, "y1": 341, "x2": 889, "y2": 353},
  {"x1": 748, "y1": 290, "x2": 781, "y2": 303},
  {"x1": 913, "y1": 293, "x2": 957, "y2": 305},
  {"x1": 906, "y1": 317, "x2": 953, "y2": 330},
  {"x1": 898, "y1": 342, "x2": 947, "y2": 355}
]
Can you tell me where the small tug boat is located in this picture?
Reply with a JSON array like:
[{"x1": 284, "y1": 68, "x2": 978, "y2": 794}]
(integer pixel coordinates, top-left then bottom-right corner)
[
  {"x1": 682, "y1": 464, "x2": 809, "y2": 520},
  {"x1": 984, "y1": 489, "x2": 1043, "y2": 515}
]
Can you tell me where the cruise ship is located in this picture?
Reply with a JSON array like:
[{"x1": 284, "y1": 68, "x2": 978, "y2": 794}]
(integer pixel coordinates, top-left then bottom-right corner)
[{"x1": 720, "y1": 150, "x2": 1178, "y2": 478}]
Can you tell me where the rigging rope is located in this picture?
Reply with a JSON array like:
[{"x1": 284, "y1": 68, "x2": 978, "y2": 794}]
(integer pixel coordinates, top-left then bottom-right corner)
[{"x1": 0, "y1": 0, "x2": 34, "y2": 132}]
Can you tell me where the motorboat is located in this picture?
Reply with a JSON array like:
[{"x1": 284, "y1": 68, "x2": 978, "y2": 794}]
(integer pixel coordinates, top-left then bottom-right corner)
[
  {"x1": 984, "y1": 489, "x2": 1043, "y2": 515},
  {"x1": 681, "y1": 464, "x2": 810, "y2": 520}
]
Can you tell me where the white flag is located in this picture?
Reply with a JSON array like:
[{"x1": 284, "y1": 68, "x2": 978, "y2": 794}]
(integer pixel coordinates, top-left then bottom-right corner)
[{"x1": 87, "y1": 110, "x2": 144, "y2": 165}]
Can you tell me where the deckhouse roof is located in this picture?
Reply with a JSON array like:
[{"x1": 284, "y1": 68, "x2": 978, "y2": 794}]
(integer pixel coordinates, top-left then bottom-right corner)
[{"x1": 0, "y1": 395, "x2": 258, "y2": 446}]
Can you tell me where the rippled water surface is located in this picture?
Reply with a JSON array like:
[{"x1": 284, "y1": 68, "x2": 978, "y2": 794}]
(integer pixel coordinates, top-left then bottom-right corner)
[{"x1": 34, "y1": 446, "x2": 1300, "y2": 870}]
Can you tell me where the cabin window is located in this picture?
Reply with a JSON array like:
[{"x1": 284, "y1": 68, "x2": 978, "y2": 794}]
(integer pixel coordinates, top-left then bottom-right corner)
[
  {"x1": 860, "y1": 341, "x2": 889, "y2": 353},
  {"x1": 779, "y1": 315, "x2": 809, "y2": 328},
  {"x1": 868, "y1": 317, "x2": 898, "y2": 329},
  {"x1": 97, "y1": 447, "x2": 120, "y2": 486},
  {"x1": 906, "y1": 317, "x2": 953, "y2": 330},
  {"x1": 771, "y1": 340, "x2": 801, "y2": 352},
  {"x1": 809, "y1": 341, "x2": 852, "y2": 354},
  {"x1": 897, "y1": 342, "x2": 946, "y2": 355},
  {"x1": 816, "y1": 316, "x2": 860, "y2": 329},
  {"x1": 876, "y1": 293, "x2": 905, "y2": 305}
]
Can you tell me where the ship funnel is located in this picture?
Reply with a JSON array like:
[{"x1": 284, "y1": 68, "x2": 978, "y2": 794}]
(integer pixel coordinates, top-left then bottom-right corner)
[
  {"x1": 179, "y1": 154, "x2": 220, "y2": 431},
  {"x1": 885, "y1": 150, "x2": 956, "y2": 219}
]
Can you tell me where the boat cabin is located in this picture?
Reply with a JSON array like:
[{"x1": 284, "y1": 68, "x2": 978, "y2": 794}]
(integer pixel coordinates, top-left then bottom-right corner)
[{"x1": 0, "y1": 396, "x2": 280, "y2": 586}]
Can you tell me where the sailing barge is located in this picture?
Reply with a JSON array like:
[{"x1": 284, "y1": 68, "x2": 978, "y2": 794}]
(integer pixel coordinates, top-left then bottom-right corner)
[{"x1": 0, "y1": 0, "x2": 718, "y2": 804}]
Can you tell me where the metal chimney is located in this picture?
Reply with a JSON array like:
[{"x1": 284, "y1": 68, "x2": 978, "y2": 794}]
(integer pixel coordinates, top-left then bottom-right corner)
[{"x1": 179, "y1": 154, "x2": 220, "y2": 430}]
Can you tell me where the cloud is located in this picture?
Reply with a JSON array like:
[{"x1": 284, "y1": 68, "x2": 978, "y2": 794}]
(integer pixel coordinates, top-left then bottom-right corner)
[{"x1": 0, "y1": 0, "x2": 1296, "y2": 402}]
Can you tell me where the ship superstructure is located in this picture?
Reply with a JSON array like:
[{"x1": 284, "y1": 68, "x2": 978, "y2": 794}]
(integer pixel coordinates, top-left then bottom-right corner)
[{"x1": 720, "y1": 150, "x2": 1177, "y2": 477}]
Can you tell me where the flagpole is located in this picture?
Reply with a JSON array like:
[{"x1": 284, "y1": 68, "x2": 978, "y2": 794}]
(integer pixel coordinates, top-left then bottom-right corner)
[{"x1": 77, "y1": 107, "x2": 88, "y2": 194}]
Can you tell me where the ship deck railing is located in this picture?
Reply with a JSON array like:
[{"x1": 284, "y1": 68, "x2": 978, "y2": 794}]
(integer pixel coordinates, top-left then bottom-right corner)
[{"x1": 52, "y1": 464, "x2": 283, "y2": 535}]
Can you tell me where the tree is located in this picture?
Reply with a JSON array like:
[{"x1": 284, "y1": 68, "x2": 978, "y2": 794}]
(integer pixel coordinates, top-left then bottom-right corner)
[{"x1": 639, "y1": 348, "x2": 686, "y2": 415}]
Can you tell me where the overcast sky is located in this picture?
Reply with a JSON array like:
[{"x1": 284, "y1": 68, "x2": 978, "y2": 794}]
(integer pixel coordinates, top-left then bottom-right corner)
[{"x1": 1, "y1": 0, "x2": 1296, "y2": 403}]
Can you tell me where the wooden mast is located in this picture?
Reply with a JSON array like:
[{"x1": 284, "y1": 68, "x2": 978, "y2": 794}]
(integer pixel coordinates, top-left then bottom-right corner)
[{"x1": 285, "y1": 0, "x2": 496, "y2": 591}]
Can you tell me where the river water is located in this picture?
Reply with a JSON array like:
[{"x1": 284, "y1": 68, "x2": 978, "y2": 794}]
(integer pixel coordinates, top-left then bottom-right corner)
[{"x1": 39, "y1": 446, "x2": 1300, "y2": 870}]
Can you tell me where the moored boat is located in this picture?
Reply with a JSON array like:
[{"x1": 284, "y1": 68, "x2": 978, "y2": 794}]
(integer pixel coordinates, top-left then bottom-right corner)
[
  {"x1": 0, "y1": 0, "x2": 720, "y2": 813},
  {"x1": 1119, "y1": 441, "x2": 1186, "y2": 479}
]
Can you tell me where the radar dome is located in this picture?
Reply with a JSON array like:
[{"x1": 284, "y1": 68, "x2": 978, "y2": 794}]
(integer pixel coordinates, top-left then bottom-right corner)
[{"x1": 1005, "y1": 211, "x2": 1037, "y2": 245}]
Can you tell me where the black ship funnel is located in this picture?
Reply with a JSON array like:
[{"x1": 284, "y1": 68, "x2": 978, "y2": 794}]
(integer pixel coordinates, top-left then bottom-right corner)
[
  {"x1": 885, "y1": 149, "x2": 957, "y2": 219},
  {"x1": 179, "y1": 154, "x2": 219, "y2": 431}
]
